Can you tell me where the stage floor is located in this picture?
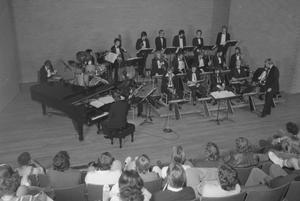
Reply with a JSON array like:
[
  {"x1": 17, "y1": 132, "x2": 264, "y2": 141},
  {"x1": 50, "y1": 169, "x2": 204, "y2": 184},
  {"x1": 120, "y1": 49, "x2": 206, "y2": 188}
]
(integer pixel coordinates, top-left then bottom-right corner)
[{"x1": 0, "y1": 84, "x2": 299, "y2": 169}]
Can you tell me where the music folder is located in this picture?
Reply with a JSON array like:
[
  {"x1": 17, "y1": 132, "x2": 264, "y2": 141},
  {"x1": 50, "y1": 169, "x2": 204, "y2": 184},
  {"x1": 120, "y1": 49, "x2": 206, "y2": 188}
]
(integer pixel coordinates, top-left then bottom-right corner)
[
  {"x1": 104, "y1": 52, "x2": 118, "y2": 63},
  {"x1": 163, "y1": 47, "x2": 178, "y2": 55},
  {"x1": 182, "y1": 46, "x2": 195, "y2": 52},
  {"x1": 124, "y1": 57, "x2": 143, "y2": 66},
  {"x1": 226, "y1": 40, "x2": 238, "y2": 47},
  {"x1": 136, "y1": 48, "x2": 154, "y2": 56}
]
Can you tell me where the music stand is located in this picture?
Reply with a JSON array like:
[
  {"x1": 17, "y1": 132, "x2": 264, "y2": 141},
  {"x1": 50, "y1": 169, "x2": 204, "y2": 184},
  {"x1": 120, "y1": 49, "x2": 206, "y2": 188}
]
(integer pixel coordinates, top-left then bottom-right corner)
[
  {"x1": 202, "y1": 45, "x2": 216, "y2": 51},
  {"x1": 163, "y1": 47, "x2": 178, "y2": 55},
  {"x1": 182, "y1": 46, "x2": 195, "y2": 52},
  {"x1": 139, "y1": 87, "x2": 157, "y2": 125},
  {"x1": 136, "y1": 48, "x2": 154, "y2": 56},
  {"x1": 225, "y1": 40, "x2": 238, "y2": 48},
  {"x1": 124, "y1": 57, "x2": 143, "y2": 67}
]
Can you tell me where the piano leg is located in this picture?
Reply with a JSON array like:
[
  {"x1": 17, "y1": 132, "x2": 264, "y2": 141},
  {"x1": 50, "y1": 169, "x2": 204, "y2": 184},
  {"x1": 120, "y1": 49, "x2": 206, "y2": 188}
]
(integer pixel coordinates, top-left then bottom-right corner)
[
  {"x1": 41, "y1": 102, "x2": 47, "y2": 115},
  {"x1": 72, "y1": 120, "x2": 84, "y2": 141}
]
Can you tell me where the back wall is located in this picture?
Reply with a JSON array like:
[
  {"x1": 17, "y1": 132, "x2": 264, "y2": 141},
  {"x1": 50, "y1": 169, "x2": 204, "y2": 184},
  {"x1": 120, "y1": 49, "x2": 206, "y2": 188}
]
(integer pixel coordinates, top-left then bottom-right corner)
[{"x1": 12, "y1": 0, "x2": 230, "y2": 83}]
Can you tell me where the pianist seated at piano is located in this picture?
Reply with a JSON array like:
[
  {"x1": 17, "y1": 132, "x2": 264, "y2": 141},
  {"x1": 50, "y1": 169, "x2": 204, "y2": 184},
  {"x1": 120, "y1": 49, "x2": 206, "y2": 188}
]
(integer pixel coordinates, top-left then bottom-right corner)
[
  {"x1": 187, "y1": 66, "x2": 207, "y2": 105},
  {"x1": 151, "y1": 51, "x2": 167, "y2": 77},
  {"x1": 172, "y1": 50, "x2": 187, "y2": 75},
  {"x1": 101, "y1": 90, "x2": 130, "y2": 137},
  {"x1": 39, "y1": 60, "x2": 57, "y2": 83},
  {"x1": 229, "y1": 60, "x2": 249, "y2": 94},
  {"x1": 193, "y1": 50, "x2": 209, "y2": 72},
  {"x1": 212, "y1": 51, "x2": 227, "y2": 70},
  {"x1": 161, "y1": 66, "x2": 184, "y2": 109}
]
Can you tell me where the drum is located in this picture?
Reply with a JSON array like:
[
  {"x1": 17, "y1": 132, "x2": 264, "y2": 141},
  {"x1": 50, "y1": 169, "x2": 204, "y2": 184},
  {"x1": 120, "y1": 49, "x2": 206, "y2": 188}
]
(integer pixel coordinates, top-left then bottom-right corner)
[
  {"x1": 118, "y1": 66, "x2": 136, "y2": 81},
  {"x1": 95, "y1": 64, "x2": 107, "y2": 76}
]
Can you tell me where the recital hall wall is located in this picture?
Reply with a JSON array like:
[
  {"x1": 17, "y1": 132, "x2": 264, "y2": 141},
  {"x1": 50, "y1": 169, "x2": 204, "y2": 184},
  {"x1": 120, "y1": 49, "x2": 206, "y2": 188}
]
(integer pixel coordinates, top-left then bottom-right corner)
[
  {"x1": 228, "y1": 0, "x2": 300, "y2": 93},
  {"x1": 12, "y1": 0, "x2": 230, "y2": 83},
  {"x1": 0, "y1": 0, "x2": 20, "y2": 111}
]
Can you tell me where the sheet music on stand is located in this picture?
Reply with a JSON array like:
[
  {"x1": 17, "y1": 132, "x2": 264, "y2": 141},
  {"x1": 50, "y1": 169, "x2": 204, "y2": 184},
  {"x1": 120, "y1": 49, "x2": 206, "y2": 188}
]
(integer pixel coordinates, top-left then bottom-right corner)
[
  {"x1": 210, "y1": 90, "x2": 236, "y2": 100},
  {"x1": 136, "y1": 48, "x2": 154, "y2": 56},
  {"x1": 202, "y1": 45, "x2": 216, "y2": 51},
  {"x1": 105, "y1": 52, "x2": 118, "y2": 63},
  {"x1": 124, "y1": 57, "x2": 143, "y2": 67},
  {"x1": 163, "y1": 47, "x2": 178, "y2": 55},
  {"x1": 225, "y1": 40, "x2": 238, "y2": 47},
  {"x1": 182, "y1": 46, "x2": 195, "y2": 52},
  {"x1": 89, "y1": 95, "x2": 115, "y2": 108}
]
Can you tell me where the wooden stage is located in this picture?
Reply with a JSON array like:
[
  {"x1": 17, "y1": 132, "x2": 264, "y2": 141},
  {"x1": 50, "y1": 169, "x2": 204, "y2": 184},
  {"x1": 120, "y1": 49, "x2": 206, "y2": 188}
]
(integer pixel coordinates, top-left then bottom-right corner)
[{"x1": 1, "y1": 84, "x2": 300, "y2": 169}]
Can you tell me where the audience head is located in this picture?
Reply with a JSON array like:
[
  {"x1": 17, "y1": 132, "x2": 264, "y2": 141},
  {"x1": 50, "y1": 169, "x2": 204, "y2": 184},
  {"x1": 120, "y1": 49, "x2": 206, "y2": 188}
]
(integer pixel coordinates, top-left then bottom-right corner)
[
  {"x1": 218, "y1": 164, "x2": 239, "y2": 191},
  {"x1": 167, "y1": 162, "x2": 187, "y2": 188},
  {"x1": 119, "y1": 170, "x2": 144, "y2": 190},
  {"x1": 97, "y1": 152, "x2": 114, "y2": 170},
  {"x1": 205, "y1": 142, "x2": 220, "y2": 161},
  {"x1": 171, "y1": 145, "x2": 186, "y2": 165},
  {"x1": 178, "y1": 30, "x2": 185, "y2": 37},
  {"x1": 235, "y1": 137, "x2": 250, "y2": 153},
  {"x1": 0, "y1": 164, "x2": 20, "y2": 197},
  {"x1": 159, "y1": 29, "x2": 165, "y2": 37},
  {"x1": 141, "y1": 31, "x2": 147, "y2": 39},
  {"x1": 52, "y1": 151, "x2": 70, "y2": 172},
  {"x1": 196, "y1": 29, "x2": 202, "y2": 37},
  {"x1": 135, "y1": 154, "x2": 151, "y2": 174},
  {"x1": 119, "y1": 185, "x2": 144, "y2": 201},
  {"x1": 17, "y1": 152, "x2": 31, "y2": 167},
  {"x1": 286, "y1": 122, "x2": 299, "y2": 136},
  {"x1": 114, "y1": 38, "x2": 121, "y2": 47}
]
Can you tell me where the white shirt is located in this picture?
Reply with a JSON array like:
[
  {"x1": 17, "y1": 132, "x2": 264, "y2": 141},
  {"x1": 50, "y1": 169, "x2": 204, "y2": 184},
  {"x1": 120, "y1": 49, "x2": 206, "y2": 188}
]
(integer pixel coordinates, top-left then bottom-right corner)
[
  {"x1": 220, "y1": 33, "x2": 226, "y2": 45},
  {"x1": 218, "y1": 57, "x2": 222, "y2": 64},
  {"x1": 85, "y1": 169, "x2": 121, "y2": 185},
  {"x1": 192, "y1": 73, "x2": 197, "y2": 82},
  {"x1": 142, "y1": 40, "x2": 146, "y2": 48},
  {"x1": 115, "y1": 46, "x2": 120, "y2": 55},
  {"x1": 161, "y1": 37, "x2": 164, "y2": 47},
  {"x1": 199, "y1": 58, "x2": 204, "y2": 67},
  {"x1": 198, "y1": 38, "x2": 202, "y2": 45},
  {"x1": 179, "y1": 37, "x2": 184, "y2": 48},
  {"x1": 157, "y1": 60, "x2": 163, "y2": 69},
  {"x1": 198, "y1": 180, "x2": 241, "y2": 198}
]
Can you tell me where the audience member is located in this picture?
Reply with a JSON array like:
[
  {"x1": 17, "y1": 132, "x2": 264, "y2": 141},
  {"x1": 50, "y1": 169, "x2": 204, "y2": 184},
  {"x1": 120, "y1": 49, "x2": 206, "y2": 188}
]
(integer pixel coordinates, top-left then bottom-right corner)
[
  {"x1": 192, "y1": 142, "x2": 222, "y2": 167},
  {"x1": 198, "y1": 164, "x2": 241, "y2": 198},
  {"x1": 109, "y1": 170, "x2": 151, "y2": 201},
  {"x1": 46, "y1": 151, "x2": 81, "y2": 188},
  {"x1": 152, "y1": 163, "x2": 195, "y2": 201},
  {"x1": 135, "y1": 155, "x2": 160, "y2": 182},
  {"x1": 85, "y1": 152, "x2": 122, "y2": 185}
]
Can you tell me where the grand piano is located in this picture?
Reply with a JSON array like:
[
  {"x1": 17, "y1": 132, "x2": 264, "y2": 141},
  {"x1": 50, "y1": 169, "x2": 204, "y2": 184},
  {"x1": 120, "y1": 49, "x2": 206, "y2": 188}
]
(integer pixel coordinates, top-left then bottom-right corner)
[{"x1": 30, "y1": 81, "x2": 115, "y2": 141}]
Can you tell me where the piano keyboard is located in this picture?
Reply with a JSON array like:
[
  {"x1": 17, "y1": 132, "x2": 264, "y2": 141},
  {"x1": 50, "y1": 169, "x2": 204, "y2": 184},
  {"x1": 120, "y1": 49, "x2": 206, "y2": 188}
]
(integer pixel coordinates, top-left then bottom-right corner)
[{"x1": 90, "y1": 112, "x2": 109, "y2": 121}]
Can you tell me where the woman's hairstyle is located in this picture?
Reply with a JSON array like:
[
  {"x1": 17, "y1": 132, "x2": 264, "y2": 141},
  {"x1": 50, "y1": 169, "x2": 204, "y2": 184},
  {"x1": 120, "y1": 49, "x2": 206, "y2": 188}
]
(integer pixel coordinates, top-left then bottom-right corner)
[
  {"x1": 141, "y1": 31, "x2": 147, "y2": 37},
  {"x1": 218, "y1": 164, "x2": 239, "y2": 191},
  {"x1": 235, "y1": 137, "x2": 250, "y2": 153},
  {"x1": 135, "y1": 154, "x2": 151, "y2": 174},
  {"x1": 0, "y1": 164, "x2": 21, "y2": 197},
  {"x1": 53, "y1": 151, "x2": 70, "y2": 172},
  {"x1": 171, "y1": 145, "x2": 186, "y2": 164},
  {"x1": 167, "y1": 162, "x2": 186, "y2": 188},
  {"x1": 205, "y1": 142, "x2": 220, "y2": 161},
  {"x1": 17, "y1": 152, "x2": 31, "y2": 166},
  {"x1": 286, "y1": 122, "x2": 299, "y2": 136},
  {"x1": 97, "y1": 152, "x2": 114, "y2": 170},
  {"x1": 119, "y1": 185, "x2": 144, "y2": 201},
  {"x1": 119, "y1": 170, "x2": 144, "y2": 190}
]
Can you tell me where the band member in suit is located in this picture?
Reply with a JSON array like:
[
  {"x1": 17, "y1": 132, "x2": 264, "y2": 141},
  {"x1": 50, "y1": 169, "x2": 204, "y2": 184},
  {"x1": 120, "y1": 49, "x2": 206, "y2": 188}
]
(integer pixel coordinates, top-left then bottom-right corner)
[
  {"x1": 211, "y1": 69, "x2": 226, "y2": 92},
  {"x1": 172, "y1": 30, "x2": 186, "y2": 48},
  {"x1": 155, "y1": 30, "x2": 167, "y2": 51},
  {"x1": 230, "y1": 60, "x2": 249, "y2": 94},
  {"x1": 85, "y1": 49, "x2": 95, "y2": 65},
  {"x1": 161, "y1": 66, "x2": 184, "y2": 102},
  {"x1": 229, "y1": 47, "x2": 242, "y2": 70},
  {"x1": 193, "y1": 50, "x2": 209, "y2": 72},
  {"x1": 136, "y1": 31, "x2": 150, "y2": 78},
  {"x1": 111, "y1": 38, "x2": 125, "y2": 82},
  {"x1": 101, "y1": 90, "x2": 129, "y2": 135},
  {"x1": 261, "y1": 58, "x2": 279, "y2": 117},
  {"x1": 187, "y1": 66, "x2": 206, "y2": 105},
  {"x1": 252, "y1": 65, "x2": 269, "y2": 99},
  {"x1": 39, "y1": 60, "x2": 57, "y2": 84},
  {"x1": 216, "y1": 25, "x2": 231, "y2": 56},
  {"x1": 151, "y1": 51, "x2": 167, "y2": 76},
  {"x1": 172, "y1": 50, "x2": 187, "y2": 74},
  {"x1": 192, "y1": 29, "x2": 204, "y2": 50},
  {"x1": 213, "y1": 51, "x2": 227, "y2": 70}
]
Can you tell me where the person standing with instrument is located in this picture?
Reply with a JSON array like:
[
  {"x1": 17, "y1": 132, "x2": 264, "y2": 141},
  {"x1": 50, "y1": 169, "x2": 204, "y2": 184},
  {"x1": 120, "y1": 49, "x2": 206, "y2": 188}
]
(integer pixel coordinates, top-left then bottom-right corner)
[
  {"x1": 216, "y1": 25, "x2": 231, "y2": 56},
  {"x1": 172, "y1": 50, "x2": 187, "y2": 75},
  {"x1": 136, "y1": 31, "x2": 150, "y2": 78},
  {"x1": 261, "y1": 58, "x2": 279, "y2": 118},
  {"x1": 192, "y1": 29, "x2": 204, "y2": 55},
  {"x1": 111, "y1": 38, "x2": 125, "y2": 82}
]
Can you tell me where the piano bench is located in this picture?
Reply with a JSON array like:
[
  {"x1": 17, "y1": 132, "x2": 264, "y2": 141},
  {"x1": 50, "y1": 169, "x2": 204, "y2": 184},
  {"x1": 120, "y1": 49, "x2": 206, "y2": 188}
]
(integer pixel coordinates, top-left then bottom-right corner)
[{"x1": 104, "y1": 123, "x2": 135, "y2": 148}]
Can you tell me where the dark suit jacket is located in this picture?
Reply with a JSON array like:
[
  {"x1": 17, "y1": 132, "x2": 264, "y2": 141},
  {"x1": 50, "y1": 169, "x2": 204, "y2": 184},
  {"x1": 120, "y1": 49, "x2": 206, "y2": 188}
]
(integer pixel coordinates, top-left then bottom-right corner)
[
  {"x1": 155, "y1": 36, "x2": 167, "y2": 51},
  {"x1": 161, "y1": 73, "x2": 184, "y2": 95},
  {"x1": 229, "y1": 53, "x2": 240, "y2": 69},
  {"x1": 192, "y1": 56, "x2": 209, "y2": 71},
  {"x1": 111, "y1": 46, "x2": 125, "y2": 61},
  {"x1": 230, "y1": 67, "x2": 248, "y2": 79},
  {"x1": 213, "y1": 55, "x2": 226, "y2": 69},
  {"x1": 106, "y1": 100, "x2": 129, "y2": 129},
  {"x1": 172, "y1": 56, "x2": 187, "y2": 74},
  {"x1": 39, "y1": 66, "x2": 48, "y2": 83},
  {"x1": 216, "y1": 32, "x2": 230, "y2": 46},
  {"x1": 151, "y1": 58, "x2": 167, "y2": 76},
  {"x1": 187, "y1": 69, "x2": 201, "y2": 82},
  {"x1": 192, "y1": 37, "x2": 204, "y2": 47},
  {"x1": 136, "y1": 38, "x2": 150, "y2": 50},
  {"x1": 265, "y1": 66, "x2": 279, "y2": 93},
  {"x1": 172, "y1": 35, "x2": 186, "y2": 47},
  {"x1": 211, "y1": 72, "x2": 226, "y2": 89}
]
